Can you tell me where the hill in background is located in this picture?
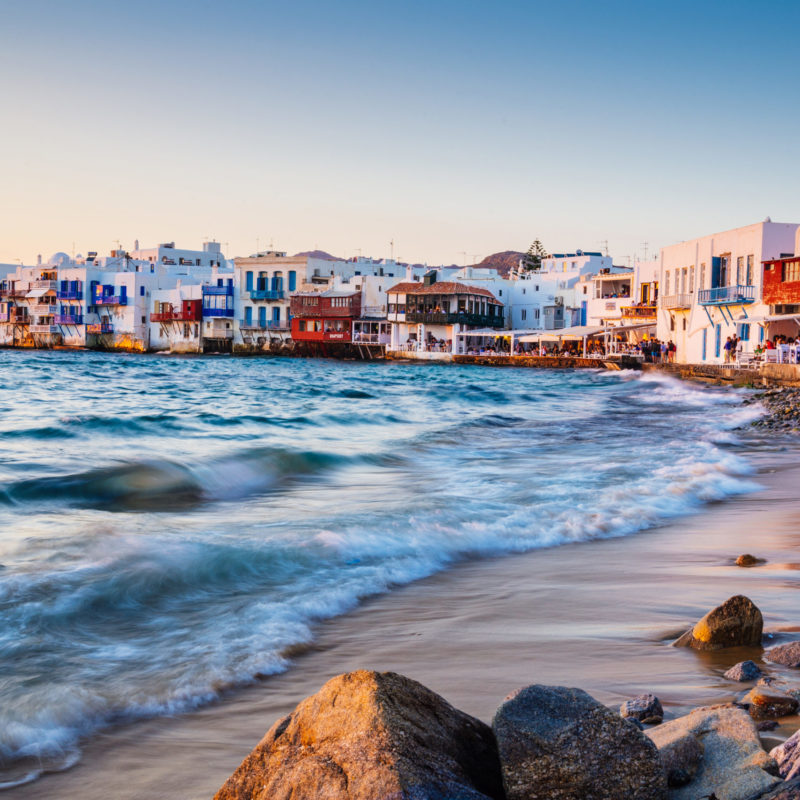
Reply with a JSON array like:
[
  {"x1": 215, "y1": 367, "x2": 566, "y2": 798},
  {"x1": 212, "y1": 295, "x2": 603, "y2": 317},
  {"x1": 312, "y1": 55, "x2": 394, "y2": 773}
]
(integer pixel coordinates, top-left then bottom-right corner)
[{"x1": 474, "y1": 251, "x2": 524, "y2": 277}]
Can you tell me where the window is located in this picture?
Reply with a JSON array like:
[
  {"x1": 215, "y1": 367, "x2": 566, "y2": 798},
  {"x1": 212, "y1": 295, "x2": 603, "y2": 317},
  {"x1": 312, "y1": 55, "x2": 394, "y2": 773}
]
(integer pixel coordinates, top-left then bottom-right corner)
[
  {"x1": 521, "y1": 309, "x2": 527, "y2": 320},
  {"x1": 720, "y1": 256, "x2": 729, "y2": 286},
  {"x1": 298, "y1": 320, "x2": 306, "y2": 331},
  {"x1": 141, "y1": 316, "x2": 146, "y2": 324},
  {"x1": 682, "y1": 318, "x2": 686, "y2": 331},
  {"x1": 140, "y1": 286, "x2": 145, "y2": 296},
  {"x1": 782, "y1": 260, "x2": 800, "y2": 282},
  {"x1": 740, "y1": 324, "x2": 750, "y2": 341},
  {"x1": 246, "y1": 271, "x2": 253, "y2": 291},
  {"x1": 670, "y1": 316, "x2": 675, "y2": 331},
  {"x1": 535, "y1": 285, "x2": 539, "y2": 291},
  {"x1": 665, "y1": 271, "x2": 670, "y2": 295},
  {"x1": 689, "y1": 266, "x2": 695, "y2": 293},
  {"x1": 714, "y1": 324, "x2": 721, "y2": 358},
  {"x1": 746, "y1": 255, "x2": 754, "y2": 285},
  {"x1": 737, "y1": 256, "x2": 744, "y2": 285},
  {"x1": 700, "y1": 264, "x2": 706, "y2": 291},
  {"x1": 534, "y1": 308, "x2": 540, "y2": 320},
  {"x1": 498, "y1": 290, "x2": 503, "y2": 296}
]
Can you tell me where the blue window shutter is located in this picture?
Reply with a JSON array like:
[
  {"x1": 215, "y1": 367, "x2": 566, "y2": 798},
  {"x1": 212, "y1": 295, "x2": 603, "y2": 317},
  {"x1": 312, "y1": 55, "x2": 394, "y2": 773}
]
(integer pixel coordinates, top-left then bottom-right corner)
[
  {"x1": 702, "y1": 329, "x2": 707, "y2": 360},
  {"x1": 272, "y1": 306, "x2": 280, "y2": 324},
  {"x1": 246, "y1": 271, "x2": 253, "y2": 291},
  {"x1": 258, "y1": 306, "x2": 266, "y2": 327},
  {"x1": 245, "y1": 306, "x2": 252, "y2": 325},
  {"x1": 289, "y1": 271, "x2": 297, "y2": 291},
  {"x1": 714, "y1": 324, "x2": 721, "y2": 357},
  {"x1": 711, "y1": 257, "x2": 721, "y2": 288}
]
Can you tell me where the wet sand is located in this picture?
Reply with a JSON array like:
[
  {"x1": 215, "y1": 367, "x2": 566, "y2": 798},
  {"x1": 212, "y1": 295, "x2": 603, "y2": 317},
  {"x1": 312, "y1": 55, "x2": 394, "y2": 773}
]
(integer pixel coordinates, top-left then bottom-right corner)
[{"x1": 10, "y1": 439, "x2": 800, "y2": 799}]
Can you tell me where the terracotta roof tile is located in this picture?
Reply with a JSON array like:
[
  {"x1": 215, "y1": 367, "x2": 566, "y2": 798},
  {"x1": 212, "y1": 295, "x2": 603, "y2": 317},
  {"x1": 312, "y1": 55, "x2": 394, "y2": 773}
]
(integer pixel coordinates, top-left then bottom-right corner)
[{"x1": 385, "y1": 281, "x2": 502, "y2": 304}]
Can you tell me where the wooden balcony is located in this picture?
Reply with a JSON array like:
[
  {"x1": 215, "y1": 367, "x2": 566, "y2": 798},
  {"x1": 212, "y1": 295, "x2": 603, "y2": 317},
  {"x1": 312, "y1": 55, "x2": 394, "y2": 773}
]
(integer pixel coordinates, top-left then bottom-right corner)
[{"x1": 620, "y1": 305, "x2": 657, "y2": 318}]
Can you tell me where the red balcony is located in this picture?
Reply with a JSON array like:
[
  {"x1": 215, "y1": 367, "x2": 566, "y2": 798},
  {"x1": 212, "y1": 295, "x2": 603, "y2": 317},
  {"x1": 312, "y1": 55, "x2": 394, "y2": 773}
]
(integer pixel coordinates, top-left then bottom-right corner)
[
  {"x1": 290, "y1": 292, "x2": 361, "y2": 319},
  {"x1": 150, "y1": 300, "x2": 202, "y2": 323}
]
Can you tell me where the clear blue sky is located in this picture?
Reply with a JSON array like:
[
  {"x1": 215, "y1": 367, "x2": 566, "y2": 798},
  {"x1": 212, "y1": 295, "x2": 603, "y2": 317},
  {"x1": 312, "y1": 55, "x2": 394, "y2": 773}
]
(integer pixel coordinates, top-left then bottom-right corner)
[{"x1": 2, "y1": 0, "x2": 799, "y2": 265}]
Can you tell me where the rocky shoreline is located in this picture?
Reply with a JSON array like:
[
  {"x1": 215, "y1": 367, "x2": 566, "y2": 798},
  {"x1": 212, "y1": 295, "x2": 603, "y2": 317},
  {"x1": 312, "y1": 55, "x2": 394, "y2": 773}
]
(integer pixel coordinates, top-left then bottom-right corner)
[
  {"x1": 747, "y1": 388, "x2": 800, "y2": 433},
  {"x1": 213, "y1": 593, "x2": 800, "y2": 800}
]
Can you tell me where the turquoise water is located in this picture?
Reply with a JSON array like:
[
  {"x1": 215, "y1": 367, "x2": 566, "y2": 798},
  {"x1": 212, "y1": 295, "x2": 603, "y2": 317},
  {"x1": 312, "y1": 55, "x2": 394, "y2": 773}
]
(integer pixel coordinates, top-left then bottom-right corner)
[{"x1": 0, "y1": 351, "x2": 761, "y2": 787}]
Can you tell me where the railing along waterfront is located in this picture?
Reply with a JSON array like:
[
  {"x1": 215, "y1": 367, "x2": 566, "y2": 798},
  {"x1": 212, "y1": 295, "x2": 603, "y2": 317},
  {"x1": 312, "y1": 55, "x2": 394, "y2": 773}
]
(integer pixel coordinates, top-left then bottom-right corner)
[
  {"x1": 660, "y1": 294, "x2": 692, "y2": 309},
  {"x1": 405, "y1": 311, "x2": 504, "y2": 327},
  {"x1": 698, "y1": 285, "x2": 755, "y2": 305}
]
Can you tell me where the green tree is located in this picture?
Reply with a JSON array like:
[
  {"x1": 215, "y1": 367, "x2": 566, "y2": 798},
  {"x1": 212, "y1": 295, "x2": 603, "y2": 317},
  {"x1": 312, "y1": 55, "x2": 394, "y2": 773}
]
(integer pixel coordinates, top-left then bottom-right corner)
[{"x1": 522, "y1": 239, "x2": 548, "y2": 271}]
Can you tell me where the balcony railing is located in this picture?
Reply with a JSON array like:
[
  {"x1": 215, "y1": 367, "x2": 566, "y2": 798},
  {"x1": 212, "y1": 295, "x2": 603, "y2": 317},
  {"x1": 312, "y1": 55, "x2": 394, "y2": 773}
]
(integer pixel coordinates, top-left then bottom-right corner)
[
  {"x1": 698, "y1": 285, "x2": 756, "y2": 305},
  {"x1": 202, "y1": 285, "x2": 234, "y2": 296},
  {"x1": 94, "y1": 295, "x2": 128, "y2": 306},
  {"x1": 87, "y1": 322, "x2": 113, "y2": 334},
  {"x1": 54, "y1": 313, "x2": 84, "y2": 325},
  {"x1": 0, "y1": 313, "x2": 8, "y2": 323},
  {"x1": 9, "y1": 312, "x2": 28, "y2": 323},
  {"x1": 249, "y1": 289, "x2": 285, "y2": 301},
  {"x1": 56, "y1": 289, "x2": 83, "y2": 300},
  {"x1": 404, "y1": 311, "x2": 504, "y2": 328},
  {"x1": 150, "y1": 311, "x2": 200, "y2": 323},
  {"x1": 240, "y1": 319, "x2": 289, "y2": 330},
  {"x1": 620, "y1": 305, "x2": 658, "y2": 318},
  {"x1": 0, "y1": 284, "x2": 29, "y2": 297},
  {"x1": 203, "y1": 308, "x2": 234, "y2": 318},
  {"x1": 30, "y1": 324, "x2": 60, "y2": 334},
  {"x1": 660, "y1": 294, "x2": 692, "y2": 309},
  {"x1": 33, "y1": 280, "x2": 57, "y2": 290},
  {"x1": 30, "y1": 304, "x2": 58, "y2": 315}
]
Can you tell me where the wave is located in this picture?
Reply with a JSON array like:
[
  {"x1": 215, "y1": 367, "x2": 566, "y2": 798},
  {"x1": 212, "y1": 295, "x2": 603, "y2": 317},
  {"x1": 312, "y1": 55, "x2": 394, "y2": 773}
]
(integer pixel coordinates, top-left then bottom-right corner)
[{"x1": 0, "y1": 447, "x2": 351, "y2": 511}]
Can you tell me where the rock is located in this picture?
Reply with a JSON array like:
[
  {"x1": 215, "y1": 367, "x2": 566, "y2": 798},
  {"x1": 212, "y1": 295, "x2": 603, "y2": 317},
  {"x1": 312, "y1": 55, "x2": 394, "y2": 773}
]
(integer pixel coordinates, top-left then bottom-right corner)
[
  {"x1": 737, "y1": 553, "x2": 766, "y2": 567},
  {"x1": 760, "y1": 720, "x2": 781, "y2": 732},
  {"x1": 647, "y1": 725, "x2": 704, "y2": 787},
  {"x1": 725, "y1": 660, "x2": 763, "y2": 681},
  {"x1": 213, "y1": 670, "x2": 504, "y2": 800},
  {"x1": 767, "y1": 642, "x2": 800, "y2": 668},
  {"x1": 492, "y1": 684, "x2": 667, "y2": 800},
  {"x1": 771, "y1": 729, "x2": 800, "y2": 780},
  {"x1": 745, "y1": 686, "x2": 799, "y2": 719},
  {"x1": 673, "y1": 595, "x2": 763, "y2": 651},
  {"x1": 621, "y1": 693, "x2": 664, "y2": 724},
  {"x1": 645, "y1": 704, "x2": 780, "y2": 800},
  {"x1": 757, "y1": 777, "x2": 800, "y2": 800}
]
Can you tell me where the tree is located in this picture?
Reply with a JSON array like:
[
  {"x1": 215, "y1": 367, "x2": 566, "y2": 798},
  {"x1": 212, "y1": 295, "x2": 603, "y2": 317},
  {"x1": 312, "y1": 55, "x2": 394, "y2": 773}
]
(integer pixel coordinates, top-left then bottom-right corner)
[{"x1": 522, "y1": 239, "x2": 548, "y2": 271}]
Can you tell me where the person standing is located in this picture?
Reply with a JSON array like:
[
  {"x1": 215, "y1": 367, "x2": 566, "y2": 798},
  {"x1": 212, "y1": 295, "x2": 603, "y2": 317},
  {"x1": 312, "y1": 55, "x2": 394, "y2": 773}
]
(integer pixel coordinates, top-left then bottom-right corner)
[
  {"x1": 660, "y1": 340, "x2": 668, "y2": 363},
  {"x1": 723, "y1": 336, "x2": 733, "y2": 363}
]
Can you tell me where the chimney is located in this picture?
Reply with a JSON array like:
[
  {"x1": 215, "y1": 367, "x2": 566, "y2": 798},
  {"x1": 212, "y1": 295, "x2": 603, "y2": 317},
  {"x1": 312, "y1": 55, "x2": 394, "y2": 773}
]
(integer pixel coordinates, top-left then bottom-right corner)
[
  {"x1": 422, "y1": 270, "x2": 437, "y2": 287},
  {"x1": 37, "y1": 254, "x2": 42, "y2": 266}
]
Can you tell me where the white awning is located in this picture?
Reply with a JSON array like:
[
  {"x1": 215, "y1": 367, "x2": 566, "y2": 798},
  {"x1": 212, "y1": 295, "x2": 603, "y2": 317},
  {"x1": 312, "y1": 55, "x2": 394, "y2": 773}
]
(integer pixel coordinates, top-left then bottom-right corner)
[
  {"x1": 604, "y1": 321, "x2": 657, "y2": 332},
  {"x1": 518, "y1": 325, "x2": 606, "y2": 342},
  {"x1": 26, "y1": 288, "x2": 49, "y2": 298},
  {"x1": 734, "y1": 314, "x2": 800, "y2": 325},
  {"x1": 457, "y1": 328, "x2": 540, "y2": 338}
]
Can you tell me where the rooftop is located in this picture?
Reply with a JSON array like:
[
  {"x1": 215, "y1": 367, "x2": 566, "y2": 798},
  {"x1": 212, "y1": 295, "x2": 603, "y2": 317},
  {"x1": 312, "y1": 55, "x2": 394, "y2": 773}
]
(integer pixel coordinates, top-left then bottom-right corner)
[{"x1": 385, "y1": 281, "x2": 502, "y2": 303}]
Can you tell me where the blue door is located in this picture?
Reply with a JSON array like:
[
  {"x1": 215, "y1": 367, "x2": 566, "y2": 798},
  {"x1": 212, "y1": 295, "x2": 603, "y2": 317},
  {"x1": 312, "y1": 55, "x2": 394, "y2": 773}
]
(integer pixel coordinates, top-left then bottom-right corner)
[
  {"x1": 244, "y1": 306, "x2": 252, "y2": 326},
  {"x1": 714, "y1": 324, "x2": 721, "y2": 358},
  {"x1": 272, "y1": 306, "x2": 280, "y2": 325},
  {"x1": 258, "y1": 306, "x2": 267, "y2": 328}
]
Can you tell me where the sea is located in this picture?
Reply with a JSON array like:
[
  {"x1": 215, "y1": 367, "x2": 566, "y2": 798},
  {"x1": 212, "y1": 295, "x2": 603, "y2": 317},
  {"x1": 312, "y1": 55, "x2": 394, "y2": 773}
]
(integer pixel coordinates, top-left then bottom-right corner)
[{"x1": 0, "y1": 350, "x2": 764, "y2": 789}]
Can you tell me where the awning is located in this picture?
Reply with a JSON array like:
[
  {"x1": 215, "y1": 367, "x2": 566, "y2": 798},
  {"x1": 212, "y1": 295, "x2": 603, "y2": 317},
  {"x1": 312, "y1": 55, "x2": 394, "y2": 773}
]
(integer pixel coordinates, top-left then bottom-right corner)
[
  {"x1": 604, "y1": 321, "x2": 657, "y2": 332},
  {"x1": 457, "y1": 328, "x2": 540, "y2": 338},
  {"x1": 733, "y1": 314, "x2": 800, "y2": 325},
  {"x1": 26, "y1": 288, "x2": 50, "y2": 298},
  {"x1": 518, "y1": 325, "x2": 606, "y2": 342}
]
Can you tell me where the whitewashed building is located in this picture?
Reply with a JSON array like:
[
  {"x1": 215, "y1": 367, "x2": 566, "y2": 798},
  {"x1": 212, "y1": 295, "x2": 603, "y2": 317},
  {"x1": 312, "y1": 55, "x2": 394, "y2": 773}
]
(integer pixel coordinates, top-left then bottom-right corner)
[{"x1": 656, "y1": 219, "x2": 799, "y2": 363}]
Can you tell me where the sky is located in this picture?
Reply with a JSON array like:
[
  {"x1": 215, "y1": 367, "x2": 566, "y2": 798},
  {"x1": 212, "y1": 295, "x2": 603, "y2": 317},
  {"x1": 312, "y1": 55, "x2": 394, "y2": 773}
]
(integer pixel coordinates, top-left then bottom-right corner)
[{"x1": 1, "y1": 0, "x2": 799, "y2": 266}]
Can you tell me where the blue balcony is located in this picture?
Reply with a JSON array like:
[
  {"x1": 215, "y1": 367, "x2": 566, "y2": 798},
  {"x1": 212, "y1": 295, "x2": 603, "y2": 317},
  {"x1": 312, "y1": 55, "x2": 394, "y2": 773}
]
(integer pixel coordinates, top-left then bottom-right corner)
[
  {"x1": 57, "y1": 289, "x2": 83, "y2": 300},
  {"x1": 54, "y1": 313, "x2": 84, "y2": 324},
  {"x1": 249, "y1": 289, "x2": 285, "y2": 301},
  {"x1": 94, "y1": 295, "x2": 128, "y2": 306},
  {"x1": 202, "y1": 285, "x2": 234, "y2": 296},
  {"x1": 203, "y1": 307, "x2": 235, "y2": 318},
  {"x1": 87, "y1": 322, "x2": 113, "y2": 334},
  {"x1": 698, "y1": 285, "x2": 755, "y2": 305}
]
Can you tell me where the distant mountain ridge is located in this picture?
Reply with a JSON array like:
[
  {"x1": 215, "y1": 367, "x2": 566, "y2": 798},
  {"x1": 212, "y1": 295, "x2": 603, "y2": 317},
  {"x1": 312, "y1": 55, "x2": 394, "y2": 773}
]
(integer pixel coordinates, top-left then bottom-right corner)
[
  {"x1": 292, "y1": 250, "x2": 342, "y2": 261},
  {"x1": 474, "y1": 251, "x2": 524, "y2": 277}
]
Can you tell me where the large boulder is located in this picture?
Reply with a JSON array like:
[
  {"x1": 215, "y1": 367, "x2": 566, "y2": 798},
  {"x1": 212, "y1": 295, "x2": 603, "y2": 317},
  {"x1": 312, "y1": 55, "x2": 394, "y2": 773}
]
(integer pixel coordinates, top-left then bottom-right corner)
[
  {"x1": 645, "y1": 704, "x2": 780, "y2": 800},
  {"x1": 673, "y1": 595, "x2": 763, "y2": 651},
  {"x1": 771, "y1": 729, "x2": 800, "y2": 781},
  {"x1": 766, "y1": 642, "x2": 800, "y2": 668},
  {"x1": 757, "y1": 776, "x2": 800, "y2": 799},
  {"x1": 491, "y1": 684, "x2": 667, "y2": 800},
  {"x1": 213, "y1": 670, "x2": 504, "y2": 800}
]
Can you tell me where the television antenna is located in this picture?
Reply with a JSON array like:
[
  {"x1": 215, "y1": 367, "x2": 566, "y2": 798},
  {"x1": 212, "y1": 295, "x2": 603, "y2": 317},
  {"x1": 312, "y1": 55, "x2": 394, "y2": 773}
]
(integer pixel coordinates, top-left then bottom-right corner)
[{"x1": 641, "y1": 241, "x2": 649, "y2": 261}]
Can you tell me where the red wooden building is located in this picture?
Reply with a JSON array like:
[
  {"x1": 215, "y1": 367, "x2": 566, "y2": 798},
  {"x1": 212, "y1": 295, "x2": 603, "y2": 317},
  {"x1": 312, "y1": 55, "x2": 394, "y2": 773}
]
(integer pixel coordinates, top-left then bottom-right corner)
[
  {"x1": 763, "y1": 255, "x2": 800, "y2": 310},
  {"x1": 150, "y1": 299, "x2": 203, "y2": 323},
  {"x1": 290, "y1": 290, "x2": 362, "y2": 343}
]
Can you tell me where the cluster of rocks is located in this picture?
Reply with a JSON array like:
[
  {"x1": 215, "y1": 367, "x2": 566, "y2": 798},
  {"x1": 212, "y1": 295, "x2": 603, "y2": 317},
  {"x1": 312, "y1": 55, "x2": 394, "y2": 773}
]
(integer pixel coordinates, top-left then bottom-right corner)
[
  {"x1": 214, "y1": 594, "x2": 800, "y2": 800},
  {"x1": 746, "y1": 387, "x2": 800, "y2": 432}
]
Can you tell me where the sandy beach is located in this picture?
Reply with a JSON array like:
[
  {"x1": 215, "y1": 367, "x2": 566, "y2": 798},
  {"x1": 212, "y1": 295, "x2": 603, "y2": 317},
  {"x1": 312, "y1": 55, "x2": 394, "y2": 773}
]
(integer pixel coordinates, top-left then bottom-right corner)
[{"x1": 6, "y1": 431, "x2": 799, "y2": 799}]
